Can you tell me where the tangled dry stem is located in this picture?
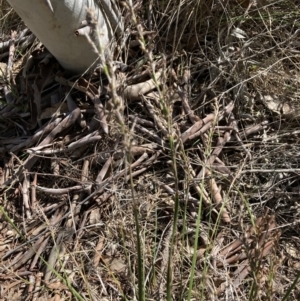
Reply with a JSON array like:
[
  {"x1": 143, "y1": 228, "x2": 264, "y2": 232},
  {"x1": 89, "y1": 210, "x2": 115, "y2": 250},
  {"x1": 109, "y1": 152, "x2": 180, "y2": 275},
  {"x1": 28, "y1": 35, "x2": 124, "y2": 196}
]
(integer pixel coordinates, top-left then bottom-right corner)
[{"x1": 0, "y1": 0, "x2": 300, "y2": 300}]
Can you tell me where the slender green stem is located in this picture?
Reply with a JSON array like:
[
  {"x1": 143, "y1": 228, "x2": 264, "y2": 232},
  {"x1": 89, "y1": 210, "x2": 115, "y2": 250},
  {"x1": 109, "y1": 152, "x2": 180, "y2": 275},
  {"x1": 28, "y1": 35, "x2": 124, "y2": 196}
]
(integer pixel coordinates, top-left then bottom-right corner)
[
  {"x1": 166, "y1": 135, "x2": 180, "y2": 301},
  {"x1": 282, "y1": 270, "x2": 300, "y2": 301},
  {"x1": 187, "y1": 183, "x2": 203, "y2": 300}
]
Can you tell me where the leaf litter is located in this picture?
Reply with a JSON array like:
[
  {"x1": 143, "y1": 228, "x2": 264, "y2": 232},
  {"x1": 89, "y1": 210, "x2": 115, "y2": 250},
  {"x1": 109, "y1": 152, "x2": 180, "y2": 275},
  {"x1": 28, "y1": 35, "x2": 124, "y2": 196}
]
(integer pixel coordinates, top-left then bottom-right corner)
[{"x1": 0, "y1": 1, "x2": 300, "y2": 300}]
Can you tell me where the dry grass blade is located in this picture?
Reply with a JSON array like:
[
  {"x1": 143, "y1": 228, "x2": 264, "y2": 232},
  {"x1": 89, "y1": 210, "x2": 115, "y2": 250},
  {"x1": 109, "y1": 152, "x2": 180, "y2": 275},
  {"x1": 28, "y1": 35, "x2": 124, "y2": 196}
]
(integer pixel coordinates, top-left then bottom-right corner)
[{"x1": 0, "y1": 0, "x2": 299, "y2": 300}]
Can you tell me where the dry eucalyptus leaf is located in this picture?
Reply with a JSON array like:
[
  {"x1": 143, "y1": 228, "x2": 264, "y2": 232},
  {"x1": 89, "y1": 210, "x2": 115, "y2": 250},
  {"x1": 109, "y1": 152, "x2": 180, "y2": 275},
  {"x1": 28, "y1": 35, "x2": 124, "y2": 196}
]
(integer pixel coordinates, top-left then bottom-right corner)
[{"x1": 103, "y1": 256, "x2": 126, "y2": 273}]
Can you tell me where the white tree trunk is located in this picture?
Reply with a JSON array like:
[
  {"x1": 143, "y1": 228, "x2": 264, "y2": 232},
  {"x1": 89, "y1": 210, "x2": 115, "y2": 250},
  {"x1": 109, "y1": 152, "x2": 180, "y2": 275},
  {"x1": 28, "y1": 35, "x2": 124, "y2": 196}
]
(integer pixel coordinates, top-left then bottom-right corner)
[{"x1": 6, "y1": 0, "x2": 123, "y2": 73}]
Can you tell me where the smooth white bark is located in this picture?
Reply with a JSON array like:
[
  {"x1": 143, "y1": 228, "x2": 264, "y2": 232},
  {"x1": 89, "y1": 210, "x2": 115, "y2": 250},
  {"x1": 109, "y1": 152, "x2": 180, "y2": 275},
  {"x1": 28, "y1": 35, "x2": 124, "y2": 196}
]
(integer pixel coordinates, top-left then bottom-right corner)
[{"x1": 6, "y1": 0, "x2": 123, "y2": 73}]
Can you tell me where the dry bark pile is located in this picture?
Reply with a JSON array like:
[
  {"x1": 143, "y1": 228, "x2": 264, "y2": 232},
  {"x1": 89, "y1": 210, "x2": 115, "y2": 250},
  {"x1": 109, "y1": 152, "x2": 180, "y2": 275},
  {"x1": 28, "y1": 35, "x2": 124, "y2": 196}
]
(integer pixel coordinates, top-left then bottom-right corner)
[{"x1": 1, "y1": 2, "x2": 300, "y2": 300}]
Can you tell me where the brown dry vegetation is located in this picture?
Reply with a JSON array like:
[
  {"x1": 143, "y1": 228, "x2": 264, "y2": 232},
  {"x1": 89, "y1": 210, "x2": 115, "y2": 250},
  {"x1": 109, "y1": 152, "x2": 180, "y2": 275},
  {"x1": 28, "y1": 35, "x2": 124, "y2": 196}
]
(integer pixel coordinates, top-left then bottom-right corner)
[{"x1": 0, "y1": 0, "x2": 300, "y2": 300}]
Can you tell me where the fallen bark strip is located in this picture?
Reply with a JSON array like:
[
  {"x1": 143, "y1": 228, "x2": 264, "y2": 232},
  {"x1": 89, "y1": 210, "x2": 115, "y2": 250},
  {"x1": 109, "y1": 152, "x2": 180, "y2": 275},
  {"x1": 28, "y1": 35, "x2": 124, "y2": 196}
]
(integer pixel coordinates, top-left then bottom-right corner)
[
  {"x1": 208, "y1": 175, "x2": 231, "y2": 223},
  {"x1": 124, "y1": 167, "x2": 147, "y2": 182},
  {"x1": 93, "y1": 95, "x2": 108, "y2": 134},
  {"x1": 231, "y1": 239, "x2": 275, "y2": 289},
  {"x1": 124, "y1": 70, "x2": 162, "y2": 101},
  {"x1": 10, "y1": 118, "x2": 62, "y2": 153},
  {"x1": 29, "y1": 235, "x2": 50, "y2": 270},
  {"x1": 35, "y1": 184, "x2": 91, "y2": 195},
  {"x1": 181, "y1": 117, "x2": 209, "y2": 144},
  {"x1": 125, "y1": 69, "x2": 153, "y2": 85},
  {"x1": 6, "y1": 234, "x2": 46, "y2": 271},
  {"x1": 211, "y1": 159, "x2": 233, "y2": 178},
  {"x1": 128, "y1": 115, "x2": 155, "y2": 128},
  {"x1": 156, "y1": 180, "x2": 175, "y2": 195},
  {"x1": 219, "y1": 215, "x2": 264, "y2": 260},
  {"x1": 134, "y1": 123, "x2": 165, "y2": 146},
  {"x1": 192, "y1": 153, "x2": 231, "y2": 223},
  {"x1": 241, "y1": 168, "x2": 300, "y2": 174},
  {"x1": 198, "y1": 115, "x2": 239, "y2": 223},
  {"x1": 187, "y1": 121, "x2": 214, "y2": 141},
  {"x1": 95, "y1": 144, "x2": 157, "y2": 163},
  {"x1": 27, "y1": 131, "x2": 102, "y2": 155},
  {"x1": 38, "y1": 109, "x2": 80, "y2": 145},
  {"x1": 181, "y1": 101, "x2": 234, "y2": 143},
  {"x1": 66, "y1": 92, "x2": 87, "y2": 129},
  {"x1": 0, "y1": 28, "x2": 29, "y2": 53},
  {"x1": 197, "y1": 129, "x2": 233, "y2": 179},
  {"x1": 42, "y1": 201, "x2": 68, "y2": 214},
  {"x1": 96, "y1": 156, "x2": 113, "y2": 183},
  {"x1": 2, "y1": 207, "x2": 66, "y2": 267},
  {"x1": 177, "y1": 86, "x2": 201, "y2": 124},
  {"x1": 92, "y1": 152, "x2": 161, "y2": 205},
  {"x1": 156, "y1": 179, "x2": 215, "y2": 208},
  {"x1": 92, "y1": 152, "x2": 150, "y2": 195},
  {"x1": 125, "y1": 54, "x2": 175, "y2": 86},
  {"x1": 178, "y1": 142, "x2": 231, "y2": 222},
  {"x1": 39, "y1": 151, "x2": 161, "y2": 235},
  {"x1": 215, "y1": 213, "x2": 280, "y2": 294},
  {"x1": 185, "y1": 161, "x2": 211, "y2": 208},
  {"x1": 55, "y1": 76, "x2": 98, "y2": 101},
  {"x1": 44, "y1": 230, "x2": 70, "y2": 282},
  {"x1": 2, "y1": 108, "x2": 81, "y2": 188},
  {"x1": 225, "y1": 113, "x2": 253, "y2": 158},
  {"x1": 0, "y1": 34, "x2": 35, "y2": 61},
  {"x1": 182, "y1": 99, "x2": 201, "y2": 124},
  {"x1": 218, "y1": 213, "x2": 278, "y2": 266},
  {"x1": 96, "y1": 152, "x2": 161, "y2": 202},
  {"x1": 56, "y1": 76, "x2": 108, "y2": 133},
  {"x1": 238, "y1": 120, "x2": 269, "y2": 140}
]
